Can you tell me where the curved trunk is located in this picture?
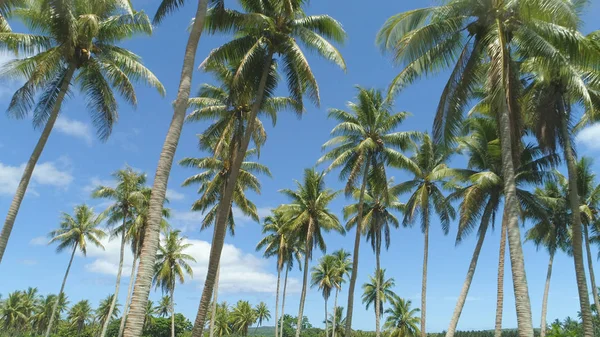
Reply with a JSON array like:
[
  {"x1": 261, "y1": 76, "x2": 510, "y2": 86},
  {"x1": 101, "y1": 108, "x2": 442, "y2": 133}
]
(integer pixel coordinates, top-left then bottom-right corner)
[
  {"x1": 540, "y1": 253, "x2": 554, "y2": 337},
  {"x1": 190, "y1": 50, "x2": 275, "y2": 337},
  {"x1": 280, "y1": 267, "x2": 289, "y2": 336},
  {"x1": 561, "y1": 119, "x2": 594, "y2": 336},
  {"x1": 171, "y1": 287, "x2": 176, "y2": 337},
  {"x1": 584, "y1": 225, "x2": 600, "y2": 316},
  {"x1": 123, "y1": 2, "x2": 209, "y2": 336},
  {"x1": 274, "y1": 267, "x2": 281, "y2": 337},
  {"x1": 296, "y1": 224, "x2": 313, "y2": 337},
  {"x1": 101, "y1": 227, "x2": 128, "y2": 337},
  {"x1": 332, "y1": 288, "x2": 339, "y2": 337},
  {"x1": 0, "y1": 65, "x2": 76, "y2": 263},
  {"x1": 45, "y1": 243, "x2": 78, "y2": 337},
  {"x1": 209, "y1": 265, "x2": 221, "y2": 337},
  {"x1": 494, "y1": 211, "x2": 508, "y2": 337},
  {"x1": 375, "y1": 251, "x2": 381, "y2": 337},
  {"x1": 345, "y1": 161, "x2": 370, "y2": 337},
  {"x1": 421, "y1": 216, "x2": 429, "y2": 337},
  {"x1": 445, "y1": 229, "x2": 487, "y2": 337},
  {"x1": 119, "y1": 250, "x2": 140, "y2": 337}
]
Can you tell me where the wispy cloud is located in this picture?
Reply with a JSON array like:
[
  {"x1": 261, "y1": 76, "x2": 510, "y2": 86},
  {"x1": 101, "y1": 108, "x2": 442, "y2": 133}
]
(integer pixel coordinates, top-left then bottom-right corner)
[
  {"x1": 0, "y1": 158, "x2": 73, "y2": 196},
  {"x1": 577, "y1": 123, "x2": 600, "y2": 151},
  {"x1": 54, "y1": 116, "x2": 93, "y2": 145},
  {"x1": 172, "y1": 206, "x2": 273, "y2": 231},
  {"x1": 166, "y1": 189, "x2": 185, "y2": 201},
  {"x1": 29, "y1": 236, "x2": 48, "y2": 246}
]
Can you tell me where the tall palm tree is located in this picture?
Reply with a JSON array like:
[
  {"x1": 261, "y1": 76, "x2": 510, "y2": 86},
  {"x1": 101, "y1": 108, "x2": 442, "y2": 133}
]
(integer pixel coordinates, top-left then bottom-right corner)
[
  {"x1": 231, "y1": 300, "x2": 256, "y2": 337},
  {"x1": 377, "y1": 1, "x2": 586, "y2": 335},
  {"x1": 279, "y1": 236, "x2": 304, "y2": 337},
  {"x1": 96, "y1": 294, "x2": 121, "y2": 330},
  {"x1": 68, "y1": 300, "x2": 93, "y2": 336},
  {"x1": 154, "y1": 229, "x2": 196, "y2": 337},
  {"x1": 45, "y1": 204, "x2": 106, "y2": 337},
  {"x1": 122, "y1": 0, "x2": 212, "y2": 333},
  {"x1": 187, "y1": 2, "x2": 346, "y2": 334},
  {"x1": 311, "y1": 255, "x2": 337, "y2": 337},
  {"x1": 93, "y1": 168, "x2": 146, "y2": 337},
  {"x1": 362, "y1": 269, "x2": 397, "y2": 321},
  {"x1": 0, "y1": 0, "x2": 163, "y2": 264},
  {"x1": 344, "y1": 178, "x2": 402, "y2": 337},
  {"x1": 383, "y1": 297, "x2": 420, "y2": 337},
  {"x1": 33, "y1": 293, "x2": 68, "y2": 334},
  {"x1": 395, "y1": 134, "x2": 455, "y2": 337},
  {"x1": 318, "y1": 86, "x2": 416, "y2": 337},
  {"x1": 254, "y1": 302, "x2": 271, "y2": 332},
  {"x1": 279, "y1": 168, "x2": 344, "y2": 337},
  {"x1": 330, "y1": 249, "x2": 351, "y2": 337},
  {"x1": 525, "y1": 181, "x2": 569, "y2": 337}
]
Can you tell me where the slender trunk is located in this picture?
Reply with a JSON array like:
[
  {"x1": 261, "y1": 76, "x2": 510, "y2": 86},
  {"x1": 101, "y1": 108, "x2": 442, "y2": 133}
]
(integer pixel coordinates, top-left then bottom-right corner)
[
  {"x1": 332, "y1": 288, "x2": 339, "y2": 337},
  {"x1": 445, "y1": 230, "x2": 487, "y2": 337},
  {"x1": 280, "y1": 268, "x2": 289, "y2": 337},
  {"x1": 584, "y1": 225, "x2": 600, "y2": 316},
  {"x1": 171, "y1": 288, "x2": 175, "y2": 337},
  {"x1": 101, "y1": 227, "x2": 128, "y2": 337},
  {"x1": 123, "y1": 3, "x2": 209, "y2": 336},
  {"x1": 119, "y1": 250, "x2": 140, "y2": 337},
  {"x1": 45, "y1": 243, "x2": 77, "y2": 337},
  {"x1": 540, "y1": 253, "x2": 554, "y2": 337},
  {"x1": 209, "y1": 265, "x2": 221, "y2": 337},
  {"x1": 345, "y1": 160, "x2": 370, "y2": 337},
  {"x1": 296, "y1": 228, "x2": 313, "y2": 337},
  {"x1": 0, "y1": 65, "x2": 76, "y2": 263},
  {"x1": 421, "y1": 216, "x2": 429, "y2": 337},
  {"x1": 274, "y1": 267, "x2": 281, "y2": 337},
  {"x1": 561, "y1": 119, "x2": 594, "y2": 336},
  {"x1": 324, "y1": 299, "x2": 328, "y2": 337},
  {"x1": 190, "y1": 50, "x2": 275, "y2": 337},
  {"x1": 375, "y1": 251, "x2": 381, "y2": 337},
  {"x1": 494, "y1": 210, "x2": 508, "y2": 337}
]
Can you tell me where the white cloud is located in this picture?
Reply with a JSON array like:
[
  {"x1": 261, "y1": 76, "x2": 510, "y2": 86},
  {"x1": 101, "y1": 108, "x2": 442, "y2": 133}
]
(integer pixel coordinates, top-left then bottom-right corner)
[
  {"x1": 173, "y1": 206, "x2": 272, "y2": 231},
  {"x1": 0, "y1": 159, "x2": 73, "y2": 196},
  {"x1": 54, "y1": 116, "x2": 93, "y2": 145},
  {"x1": 166, "y1": 189, "x2": 185, "y2": 201},
  {"x1": 83, "y1": 235, "x2": 299, "y2": 294},
  {"x1": 82, "y1": 177, "x2": 116, "y2": 196},
  {"x1": 577, "y1": 123, "x2": 600, "y2": 150},
  {"x1": 30, "y1": 236, "x2": 48, "y2": 246}
]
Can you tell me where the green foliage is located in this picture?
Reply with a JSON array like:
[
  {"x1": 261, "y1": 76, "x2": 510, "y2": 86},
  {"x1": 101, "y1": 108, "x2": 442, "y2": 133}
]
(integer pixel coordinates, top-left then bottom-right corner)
[{"x1": 142, "y1": 314, "x2": 193, "y2": 337}]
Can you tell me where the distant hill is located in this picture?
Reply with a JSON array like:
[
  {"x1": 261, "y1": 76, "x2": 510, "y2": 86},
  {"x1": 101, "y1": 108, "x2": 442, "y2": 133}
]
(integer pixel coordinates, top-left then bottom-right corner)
[{"x1": 248, "y1": 326, "x2": 276, "y2": 337}]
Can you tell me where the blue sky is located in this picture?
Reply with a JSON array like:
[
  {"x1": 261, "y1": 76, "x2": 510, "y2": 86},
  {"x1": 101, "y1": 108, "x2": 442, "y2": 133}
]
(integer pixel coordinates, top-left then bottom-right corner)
[{"x1": 2, "y1": 0, "x2": 600, "y2": 333}]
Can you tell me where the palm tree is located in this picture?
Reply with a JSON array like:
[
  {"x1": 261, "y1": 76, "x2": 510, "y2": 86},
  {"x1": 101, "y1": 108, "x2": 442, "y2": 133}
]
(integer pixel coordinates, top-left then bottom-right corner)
[
  {"x1": 45, "y1": 204, "x2": 106, "y2": 337},
  {"x1": 279, "y1": 168, "x2": 344, "y2": 337},
  {"x1": 154, "y1": 229, "x2": 196, "y2": 337},
  {"x1": 0, "y1": 0, "x2": 22, "y2": 33},
  {"x1": 254, "y1": 302, "x2": 271, "y2": 332},
  {"x1": 187, "y1": 2, "x2": 346, "y2": 334},
  {"x1": 279, "y1": 237, "x2": 304, "y2": 337},
  {"x1": 68, "y1": 300, "x2": 93, "y2": 336},
  {"x1": 362, "y1": 269, "x2": 397, "y2": 321},
  {"x1": 33, "y1": 293, "x2": 68, "y2": 334},
  {"x1": 157, "y1": 296, "x2": 171, "y2": 318},
  {"x1": 318, "y1": 86, "x2": 416, "y2": 337},
  {"x1": 122, "y1": 0, "x2": 212, "y2": 333},
  {"x1": 214, "y1": 302, "x2": 232, "y2": 337},
  {"x1": 0, "y1": 0, "x2": 163, "y2": 264},
  {"x1": 143, "y1": 300, "x2": 156, "y2": 332},
  {"x1": 96, "y1": 294, "x2": 121, "y2": 331},
  {"x1": 525, "y1": 181, "x2": 569, "y2": 337},
  {"x1": 326, "y1": 307, "x2": 346, "y2": 337},
  {"x1": 344, "y1": 178, "x2": 402, "y2": 337},
  {"x1": 0, "y1": 291, "x2": 27, "y2": 331},
  {"x1": 93, "y1": 167, "x2": 146, "y2": 337},
  {"x1": 311, "y1": 255, "x2": 337, "y2": 336},
  {"x1": 20, "y1": 287, "x2": 40, "y2": 326},
  {"x1": 330, "y1": 249, "x2": 351, "y2": 337},
  {"x1": 231, "y1": 300, "x2": 256, "y2": 337},
  {"x1": 383, "y1": 297, "x2": 420, "y2": 337},
  {"x1": 395, "y1": 134, "x2": 455, "y2": 336}
]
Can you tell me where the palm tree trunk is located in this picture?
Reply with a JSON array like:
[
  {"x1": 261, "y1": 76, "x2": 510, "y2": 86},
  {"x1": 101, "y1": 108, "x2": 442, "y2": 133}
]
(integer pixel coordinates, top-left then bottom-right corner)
[
  {"x1": 540, "y1": 253, "x2": 554, "y2": 337},
  {"x1": 332, "y1": 288, "x2": 339, "y2": 337},
  {"x1": 0, "y1": 65, "x2": 76, "y2": 264},
  {"x1": 171, "y1": 287, "x2": 176, "y2": 337},
  {"x1": 101, "y1": 228, "x2": 128, "y2": 337},
  {"x1": 584, "y1": 224, "x2": 600, "y2": 316},
  {"x1": 345, "y1": 160, "x2": 370, "y2": 337},
  {"x1": 375, "y1": 251, "x2": 381, "y2": 337},
  {"x1": 123, "y1": 2, "x2": 209, "y2": 336},
  {"x1": 45, "y1": 243, "x2": 78, "y2": 337},
  {"x1": 421, "y1": 216, "x2": 429, "y2": 337},
  {"x1": 209, "y1": 265, "x2": 221, "y2": 337},
  {"x1": 296, "y1": 230, "x2": 313, "y2": 337},
  {"x1": 274, "y1": 267, "x2": 281, "y2": 337},
  {"x1": 280, "y1": 267, "x2": 289, "y2": 336},
  {"x1": 324, "y1": 299, "x2": 328, "y2": 337},
  {"x1": 445, "y1": 230, "x2": 487, "y2": 337},
  {"x1": 190, "y1": 50, "x2": 275, "y2": 337},
  {"x1": 119, "y1": 250, "x2": 140, "y2": 337},
  {"x1": 561, "y1": 118, "x2": 594, "y2": 336},
  {"x1": 494, "y1": 210, "x2": 508, "y2": 337}
]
